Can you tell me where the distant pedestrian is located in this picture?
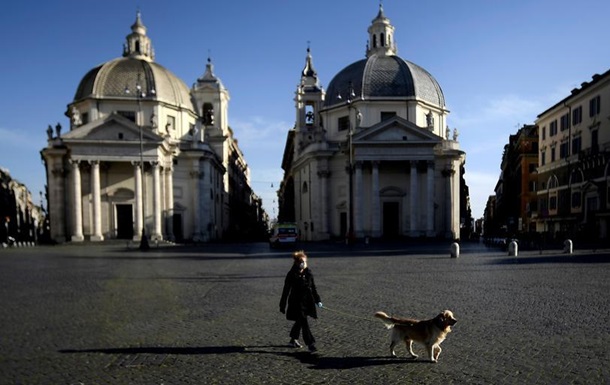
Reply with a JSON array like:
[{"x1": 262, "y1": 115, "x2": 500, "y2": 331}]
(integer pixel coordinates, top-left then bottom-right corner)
[{"x1": 279, "y1": 250, "x2": 323, "y2": 352}]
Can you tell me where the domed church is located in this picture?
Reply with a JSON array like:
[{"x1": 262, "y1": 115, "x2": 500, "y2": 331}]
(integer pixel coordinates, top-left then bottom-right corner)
[
  {"x1": 41, "y1": 12, "x2": 264, "y2": 243},
  {"x1": 279, "y1": 5, "x2": 467, "y2": 241}
]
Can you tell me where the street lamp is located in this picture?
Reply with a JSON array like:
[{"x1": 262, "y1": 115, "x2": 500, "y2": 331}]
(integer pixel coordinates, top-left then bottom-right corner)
[
  {"x1": 125, "y1": 76, "x2": 155, "y2": 250},
  {"x1": 337, "y1": 82, "x2": 357, "y2": 244}
]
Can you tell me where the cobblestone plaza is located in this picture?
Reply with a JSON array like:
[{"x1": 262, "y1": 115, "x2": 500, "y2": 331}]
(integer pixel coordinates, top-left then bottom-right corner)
[{"x1": 0, "y1": 242, "x2": 608, "y2": 384}]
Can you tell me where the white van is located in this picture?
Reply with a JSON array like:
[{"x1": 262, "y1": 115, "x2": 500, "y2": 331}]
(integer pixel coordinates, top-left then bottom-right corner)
[{"x1": 269, "y1": 223, "x2": 299, "y2": 248}]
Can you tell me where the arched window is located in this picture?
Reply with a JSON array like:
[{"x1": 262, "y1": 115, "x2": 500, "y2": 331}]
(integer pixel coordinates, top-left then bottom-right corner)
[
  {"x1": 569, "y1": 169, "x2": 584, "y2": 186},
  {"x1": 547, "y1": 175, "x2": 559, "y2": 189},
  {"x1": 372, "y1": 35, "x2": 377, "y2": 48},
  {"x1": 202, "y1": 103, "x2": 214, "y2": 126},
  {"x1": 380, "y1": 33, "x2": 385, "y2": 46},
  {"x1": 135, "y1": 41, "x2": 141, "y2": 53},
  {"x1": 302, "y1": 182, "x2": 308, "y2": 194},
  {"x1": 305, "y1": 104, "x2": 315, "y2": 125}
]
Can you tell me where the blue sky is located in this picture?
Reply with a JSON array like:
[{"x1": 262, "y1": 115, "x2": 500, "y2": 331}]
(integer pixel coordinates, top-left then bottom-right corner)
[{"x1": 1, "y1": 0, "x2": 608, "y2": 220}]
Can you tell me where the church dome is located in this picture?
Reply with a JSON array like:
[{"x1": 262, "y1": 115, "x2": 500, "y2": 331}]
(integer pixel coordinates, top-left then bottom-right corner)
[
  {"x1": 324, "y1": 55, "x2": 445, "y2": 108},
  {"x1": 72, "y1": 11, "x2": 194, "y2": 112},
  {"x1": 74, "y1": 57, "x2": 194, "y2": 110},
  {"x1": 324, "y1": 5, "x2": 445, "y2": 109}
]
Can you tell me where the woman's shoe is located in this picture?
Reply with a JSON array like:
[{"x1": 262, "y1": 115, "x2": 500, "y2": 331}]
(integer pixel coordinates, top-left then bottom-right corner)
[
  {"x1": 289, "y1": 339, "x2": 303, "y2": 348},
  {"x1": 308, "y1": 344, "x2": 317, "y2": 352}
]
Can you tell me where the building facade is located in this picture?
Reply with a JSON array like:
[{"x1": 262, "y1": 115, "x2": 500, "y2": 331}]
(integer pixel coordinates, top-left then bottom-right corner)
[
  {"x1": 488, "y1": 124, "x2": 539, "y2": 239},
  {"x1": 0, "y1": 168, "x2": 45, "y2": 246},
  {"x1": 534, "y1": 69, "x2": 610, "y2": 243},
  {"x1": 41, "y1": 12, "x2": 265, "y2": 243},
  {"x1": 278, "y1": 6, "x2": 468, "y2": 241}
]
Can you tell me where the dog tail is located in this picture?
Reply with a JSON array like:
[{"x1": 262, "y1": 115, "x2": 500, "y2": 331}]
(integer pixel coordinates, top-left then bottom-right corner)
[{"x1": 374, "y1": 311, "x2": 395, "y2": 329}]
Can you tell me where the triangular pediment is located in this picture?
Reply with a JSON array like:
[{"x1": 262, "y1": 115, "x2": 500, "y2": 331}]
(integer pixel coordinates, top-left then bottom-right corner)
[
  {"x1": 61, "y1": 114, "x2": 161, "y2": 142},
  {"x1": 352, "y1": 116, "x2": 442, "y2": 144}
]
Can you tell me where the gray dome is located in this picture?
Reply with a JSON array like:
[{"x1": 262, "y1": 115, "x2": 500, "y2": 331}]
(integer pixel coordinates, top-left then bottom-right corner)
[
  {"x1": 74, "y1": 57, "x2": 195, "y2": 111},
  {"x1": 324, "y1": 55, "x2": 445, "y2": 108}
]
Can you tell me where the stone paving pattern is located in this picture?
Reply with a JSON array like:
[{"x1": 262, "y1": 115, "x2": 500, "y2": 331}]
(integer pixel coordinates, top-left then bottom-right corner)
[{"x1": 0, "y1": 241, "x2": 608, "y2": 384}]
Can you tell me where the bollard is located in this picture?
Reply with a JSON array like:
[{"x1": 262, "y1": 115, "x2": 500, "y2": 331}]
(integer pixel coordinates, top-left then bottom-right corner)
[
  {"x1": 563, "y1": 239, "x2": 573, "y2": 254},
  {"x1": 508, "y1": 240, "x2": 518, "y2": 257},
  {"x1": 450, "y1": 242, "x2": 459, "y2": 258}
]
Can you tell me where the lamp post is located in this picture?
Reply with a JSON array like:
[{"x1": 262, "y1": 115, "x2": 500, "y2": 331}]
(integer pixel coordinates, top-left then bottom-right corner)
[
  {"x1": 125, "y1": 77, "x2": 155, "y2": 250},
  {"x1": 337, "y1": 82, "x2": 356, "y2": 244}
]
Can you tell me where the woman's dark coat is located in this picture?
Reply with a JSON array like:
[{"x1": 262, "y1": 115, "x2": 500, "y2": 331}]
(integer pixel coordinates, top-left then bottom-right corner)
[{"x1": 279, "y1": 267, "x2": 321, "y2": 321}]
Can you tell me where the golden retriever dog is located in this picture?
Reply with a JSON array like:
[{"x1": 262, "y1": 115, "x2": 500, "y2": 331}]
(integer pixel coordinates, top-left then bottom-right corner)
[{"x1": 374, "y1": 310, "x2": 457, "y2": 362}]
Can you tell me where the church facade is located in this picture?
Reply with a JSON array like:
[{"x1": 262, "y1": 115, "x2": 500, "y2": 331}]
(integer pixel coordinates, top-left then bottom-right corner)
[
  {"x1": 278, "y1": 6, "x2": 467, "y2": 241},
  {"x1": 41, "y1": 12, "x2": 265, "y2": 243}
]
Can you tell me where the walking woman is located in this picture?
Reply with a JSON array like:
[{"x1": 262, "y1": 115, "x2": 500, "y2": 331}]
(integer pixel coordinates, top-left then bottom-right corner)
[{"x1": 279, "y1": 250, "x2": 323, "y2": 352}]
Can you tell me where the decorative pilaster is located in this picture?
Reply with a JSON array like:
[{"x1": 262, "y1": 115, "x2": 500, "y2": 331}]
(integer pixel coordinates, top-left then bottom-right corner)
[
  {"x1": 409, "y1": 161, "x2": 418, "y2": 237},
  {"x1": 190, "y1": 168, "x2": 203, "y2": 241},
  {"x1": 371, "y1": 161, "x2": 381, "y2": 238},
  {"x1": 426, "y1": 161, "x2": 435, "y2": 237},
  {"x1": 354, "y1": 161, "x2": 363, "y2": 238},
  {"x1": 317, "y1": 169, "x2": 330, "y2": 238},
  {"x1": 442, "y1": 165, "x2": 457, "y2": 239},
  {"x1": 165, "y1": 166, "x2": 174, "y2": 241}
]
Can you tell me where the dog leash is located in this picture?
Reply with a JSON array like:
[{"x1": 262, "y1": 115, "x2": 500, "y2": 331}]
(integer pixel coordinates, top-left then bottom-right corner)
[{"x1": 320, "y1": 304, "x2": 377, "y2": 323}]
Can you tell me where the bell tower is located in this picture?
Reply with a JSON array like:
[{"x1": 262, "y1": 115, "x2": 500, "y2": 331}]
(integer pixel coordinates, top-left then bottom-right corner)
[
  {"x1": 295, "y1": 45, "x2": 325, "y2": 151},
  {"x1": 191, "y1": 56, "x2": 230, "y2": 141}
]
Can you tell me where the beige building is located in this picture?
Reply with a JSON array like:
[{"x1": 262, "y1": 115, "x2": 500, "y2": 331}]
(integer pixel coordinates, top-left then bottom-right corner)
[
  {"x1": 279, "y1": 6, "x2": 466, "y2": 241},
  {"x1": 534, "y1": 68, "x2": 610, "y2": 241},
  {"x1": 41, "y1": 12, "x2": 259, "y2": 243}
]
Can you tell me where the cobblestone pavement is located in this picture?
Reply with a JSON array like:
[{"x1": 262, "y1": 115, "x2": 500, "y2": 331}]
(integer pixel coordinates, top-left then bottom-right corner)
[{"x1": 0, "y1": 241, "x2": 609, "y2": 384}]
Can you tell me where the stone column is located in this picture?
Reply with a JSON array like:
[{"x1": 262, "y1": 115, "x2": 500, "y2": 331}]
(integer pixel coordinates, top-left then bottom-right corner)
[
  {"x1": 165, "y1": 166, "x2": 174, "y2": 241},
  {"x1": 451, "y1": 163, "x2": 460, "y2": 239},
  {"x1": 354, "y1": 161, "x2": 364, "y2": 238},
  {"x1": 133, "y1": 162, "x2": 143, "y2": 241},
  {"x1": 371, "y1": 161, "x2": 381, "y2": 238},
  {"x1": 409, "y1": 161, "x2": 419, "y2": 237},
  {"x1": 70, "y1": 160, "x2": 84, "y2": 242},
  {"x1": 90, "y1": 161, "x2": 104, "y2": 241},
  {"x1": 426, "y1": 161, "x2": 435, "y2": 237},
  {"x1": 151, "y1": 161, "x2": 162, "y2": 240},
  {"x1": 160, "y1": 165, "x2": 166, "y2": 238}
]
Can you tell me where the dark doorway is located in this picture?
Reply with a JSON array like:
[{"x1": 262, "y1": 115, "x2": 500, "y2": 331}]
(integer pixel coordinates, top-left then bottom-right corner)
[
  {"x1": 383, "y1": 202, "x2": 400, "y2": 239},
  {"x1": 116, "y1": 204, "x2": 133, "y2": 239},
  {"x1": 340, "y1": 212, "x2": 347, "y2": 240},
  {"x1": 173, "y1": 213, "x2": 184, "y2": 242}
]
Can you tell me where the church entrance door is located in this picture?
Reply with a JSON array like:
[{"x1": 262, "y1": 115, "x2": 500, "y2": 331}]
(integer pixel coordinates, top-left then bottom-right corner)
[
  {"x1": 116, "y1": 204, "x2": 134, "y2": 239},
  {"x1": 382, "y1": 202, "x2": 400, "y2": 239},
  {"x1": 173, "y1": 213, "x2": 184, "y2": 242}
]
